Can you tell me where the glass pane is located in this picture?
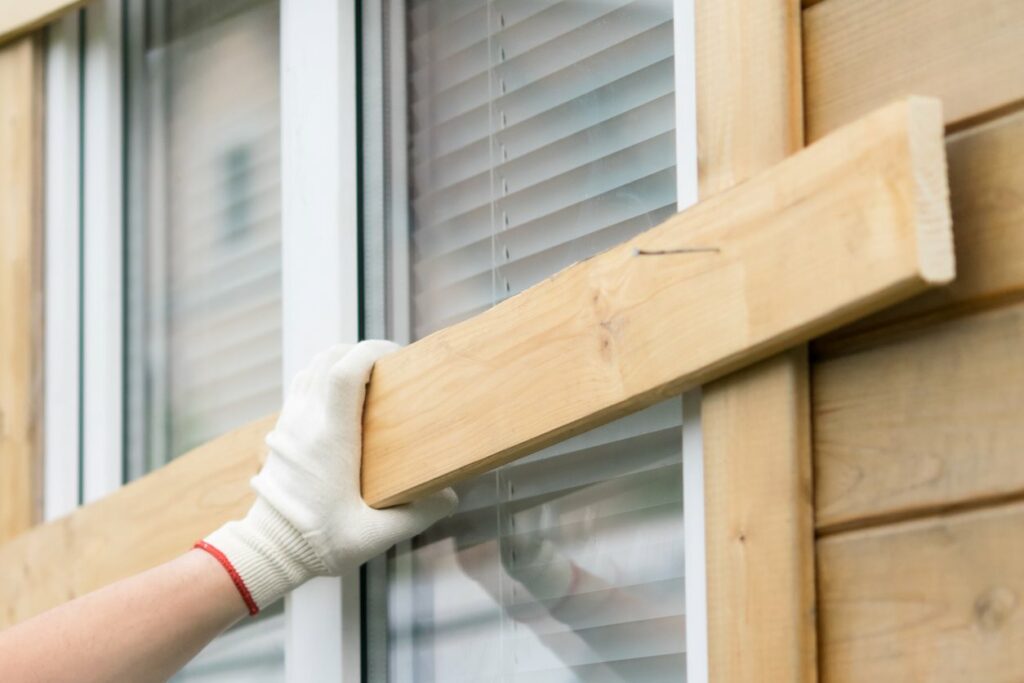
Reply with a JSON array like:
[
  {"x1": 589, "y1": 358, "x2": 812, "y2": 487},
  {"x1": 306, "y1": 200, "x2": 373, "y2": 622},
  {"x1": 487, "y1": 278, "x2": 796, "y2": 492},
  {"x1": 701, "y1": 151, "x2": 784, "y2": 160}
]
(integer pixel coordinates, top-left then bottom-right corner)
[
  {"x1": 173, "y1": 611, "x2": 285, "y2": 682},
  {"x1": 125, "y1": 0, "x2": 283, "y2": 479},
  {"x1": 364, "y1": 1, "x2": 685, "y2": 681}
]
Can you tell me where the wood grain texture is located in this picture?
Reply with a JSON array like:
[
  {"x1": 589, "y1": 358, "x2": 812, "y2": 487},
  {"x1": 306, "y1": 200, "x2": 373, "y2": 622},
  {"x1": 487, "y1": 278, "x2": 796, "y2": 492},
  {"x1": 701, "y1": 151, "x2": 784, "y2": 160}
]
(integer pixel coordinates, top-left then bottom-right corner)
[
  {"x1": 815, "y1": 108, "x2": 1024, "y2": 358},
  {"x1": 696, "y1": 0, "x2": 803, "y2": 197},
  {"x1": 814, "y1": 303, "x2": 1024, "y2": 533},
  {"x1": 0, "y1": 35, "x2": 43, "y2": 544},
  {"x1": 696, "y1": 2, "x2": 816, "y2": 682},
  {"x1": 804, "y1": 0, "x2": 1024, "y2": 141},
  {"x1": 362, "y1": 97, "x2": 954, "y2": 507},
  {"x1": 818, "y1": 501, "x2": 1024, "y2": 682},
  {"x1": 0, "y1": 0, "x2": 85, "y2": 45},
  {"x1": 0, "y1": 414, "x2": 273, "y2": 628},
  {"x1": 704, "y1": 349, "x2": 816, "y2": 682}
]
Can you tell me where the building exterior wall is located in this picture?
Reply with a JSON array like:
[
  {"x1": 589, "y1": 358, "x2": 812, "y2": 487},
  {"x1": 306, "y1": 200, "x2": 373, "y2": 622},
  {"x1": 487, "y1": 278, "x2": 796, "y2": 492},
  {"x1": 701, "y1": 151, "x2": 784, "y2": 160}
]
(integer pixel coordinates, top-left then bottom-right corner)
[{"x1": 804, "y1": 1, "x2": 1024, "y2": 680}]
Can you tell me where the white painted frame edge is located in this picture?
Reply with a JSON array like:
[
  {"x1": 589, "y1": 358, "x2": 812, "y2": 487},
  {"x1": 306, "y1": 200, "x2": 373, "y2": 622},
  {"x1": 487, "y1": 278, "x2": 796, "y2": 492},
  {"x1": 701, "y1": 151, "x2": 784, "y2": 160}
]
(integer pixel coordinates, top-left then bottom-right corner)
[
  {"x1": 43, "y1": 11, "x2": 83, "y2": 520},
  {"x1": 80, "y1": 0, "x2": 124, "y2": 503},
  {"x1": 674, "y1": 1, "x2": 709, "y2": 681},
  {"x1": 280, "y1": 0, "x2": 362, "y2": 680}
]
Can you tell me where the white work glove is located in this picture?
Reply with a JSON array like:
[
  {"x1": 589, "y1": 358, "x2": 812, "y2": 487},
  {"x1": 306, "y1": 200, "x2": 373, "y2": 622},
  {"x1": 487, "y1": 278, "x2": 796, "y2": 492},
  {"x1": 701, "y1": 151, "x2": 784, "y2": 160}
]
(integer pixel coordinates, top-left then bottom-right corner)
[{"x1": 199, "y1": 340, "x2": 457, "y2": 614}]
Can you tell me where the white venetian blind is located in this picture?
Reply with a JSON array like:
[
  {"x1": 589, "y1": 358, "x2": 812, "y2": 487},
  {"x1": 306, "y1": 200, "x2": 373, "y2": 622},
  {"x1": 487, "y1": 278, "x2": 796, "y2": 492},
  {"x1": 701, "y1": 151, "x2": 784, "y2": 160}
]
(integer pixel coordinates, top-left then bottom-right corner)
[
  {"x1": 381, "y1": 1, "x2": 687, "y2": 681},
  {"x1": 408, "y1": 0, "x2": 678, "y2": 337}
]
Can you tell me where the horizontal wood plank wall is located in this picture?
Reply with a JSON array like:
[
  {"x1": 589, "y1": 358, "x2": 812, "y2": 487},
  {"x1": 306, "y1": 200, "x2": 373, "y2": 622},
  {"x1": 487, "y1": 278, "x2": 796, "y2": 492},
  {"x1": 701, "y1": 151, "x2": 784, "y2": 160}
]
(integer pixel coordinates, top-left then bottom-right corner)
[
  {"x1": 0, "y1": 415, "x2": 272, "y2": 627},
  {"x1": 806, "y1": 2, "x2": 1024, "y2": 681},
  {"x1": 0, "y1": 0, "x2": 85, "y2": 45},
  {"x1": 0, "y1": 34, "x2": 43, "y2": 545},
  {"x1": 814, "y1": 108, "x2": 1024, "y2": 356},
  {"x1": 804, "y1": 0, "x2": 1024, "y2": 141},
  {"x1": 814, "y1": 303, "x2": 1024, "y2": 533},
  {"x1": 818, "y1": 502, "x2": 1024, "y2": 682},
  {"x1": 696, "y1": 1, "x2": 817, "y2": 681}
]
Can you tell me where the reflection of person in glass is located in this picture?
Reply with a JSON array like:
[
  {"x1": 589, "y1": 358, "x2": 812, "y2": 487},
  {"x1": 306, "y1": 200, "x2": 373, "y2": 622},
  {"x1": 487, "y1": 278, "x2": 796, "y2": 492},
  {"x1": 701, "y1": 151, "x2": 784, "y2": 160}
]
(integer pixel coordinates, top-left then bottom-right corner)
[{"x1": 450, "y1": 481, "x2": 686, "y2": 681}]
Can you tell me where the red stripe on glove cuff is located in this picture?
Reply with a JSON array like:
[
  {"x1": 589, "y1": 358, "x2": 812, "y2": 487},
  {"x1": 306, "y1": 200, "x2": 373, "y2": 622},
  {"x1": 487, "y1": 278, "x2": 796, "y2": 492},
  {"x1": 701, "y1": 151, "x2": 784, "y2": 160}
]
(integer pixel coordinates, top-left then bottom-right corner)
[{"x1": 194, "y1": 540, "x2": 260, "y2": 616}]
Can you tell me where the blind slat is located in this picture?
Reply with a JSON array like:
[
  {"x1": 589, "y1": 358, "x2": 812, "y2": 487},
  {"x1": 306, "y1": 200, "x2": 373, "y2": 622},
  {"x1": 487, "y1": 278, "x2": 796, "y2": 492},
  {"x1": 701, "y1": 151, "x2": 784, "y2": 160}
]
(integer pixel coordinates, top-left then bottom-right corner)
[
  {"x1": 411, "y1": 58, "x2": 674, "y2": 194},
  {"x1": 412, "y1": 94, "x2": 674, "y2": 216},
  {"x1": 409, "y1": 22, "x2": 674, "y2": 152}
]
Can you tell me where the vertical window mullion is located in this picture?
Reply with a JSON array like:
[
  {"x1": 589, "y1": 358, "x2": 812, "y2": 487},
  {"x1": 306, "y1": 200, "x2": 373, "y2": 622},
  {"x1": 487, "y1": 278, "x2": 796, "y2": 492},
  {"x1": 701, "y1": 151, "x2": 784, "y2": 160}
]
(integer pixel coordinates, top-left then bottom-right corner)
[
  {"x1": 81, "y1": 0, "x2": 125, "y2": 503},
  {"x1": 674, "y1": 1, "x2": 708, "y2": 681},
  {"x1": 280, "y1": 0, "x2": 362, "y2": 680},
  {"x1": 43, "y1": 11, "x2": 84, "y2": 520}
]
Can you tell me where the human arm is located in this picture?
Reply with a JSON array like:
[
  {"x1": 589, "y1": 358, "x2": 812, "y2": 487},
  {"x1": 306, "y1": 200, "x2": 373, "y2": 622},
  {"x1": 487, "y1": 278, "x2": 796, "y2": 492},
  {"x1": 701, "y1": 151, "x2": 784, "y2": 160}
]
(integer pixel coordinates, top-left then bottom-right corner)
[
  {"x1": 0, "y1": 340, "x2": 456, "y2": 683},
  {"x1": 0, "y1": 549, "x2": 248, "y2": 683}
]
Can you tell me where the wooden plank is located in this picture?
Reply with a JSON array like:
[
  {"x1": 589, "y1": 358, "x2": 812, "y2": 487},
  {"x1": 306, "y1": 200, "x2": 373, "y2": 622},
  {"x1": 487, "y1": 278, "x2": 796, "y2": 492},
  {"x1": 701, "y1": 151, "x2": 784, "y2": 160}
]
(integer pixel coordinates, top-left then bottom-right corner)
[
  {"x1": 0, "y1": 0, "x2": 85, "y2": 45},
  {"x1": 818, "y1": 501, "x2": 1024, "y2": 682},
  {"x1": 0, "y1": 35, "x2": 43, "y2": 544},
  {"x1": 814, "y1": 302, "x2": 1024, "y2": 533},
  {"x1": 804, "y1": 0, "x2": 1024, "y2": 141},
  {"x1": 695, "y1": 2, "x2": 816, "y2": 682},
  {"x1": 695, "y1": 0, "x2": 803, "y2": 198},
  {"x1": 815, "y1": 108, "x2": 1024, "y2": 358},
  {"x1": 704, "y1": 349, "x2": 816, "y2": 682},
  {"x1": 362, "y1": 97, "x2": 954, "y2": 507},
  {"x1": 0, "y1": 415, "x2": 273, "y2": 628}
]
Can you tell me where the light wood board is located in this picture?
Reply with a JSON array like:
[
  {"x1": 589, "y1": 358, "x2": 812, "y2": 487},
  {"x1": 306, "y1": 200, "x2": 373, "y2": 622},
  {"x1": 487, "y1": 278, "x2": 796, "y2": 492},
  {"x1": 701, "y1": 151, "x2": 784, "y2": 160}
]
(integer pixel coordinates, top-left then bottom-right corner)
[
  {"x1": 818, "y1": 501, "x2": 1024, "y2": 682},
  {"x1": 0, "y1": 35, "x2": 43, "y2": 544},
  {"x1": 0, "y1": 0, "x2": 84, "y2": 45},
  {"x1": 804, "y1": 0, "x2": 1024, "y2": 141},
  {"x1": 695, "y1": 1, "x2": 816, "y2": 681},
  {"x1": 816, "y1": 107, "x2": 1024, "y2": 357},
  {"x1": 814, "y1": 302, "x2": 1024, "y2": 533},
  {"x1": 704, "y1": 350, "x2": 816, "y2": 682},
  {"x1": 0, "y1": 415, "x2": 273, "y2": 628},
  {"x1": 362, "y1": 97, "x2": 954, "y2": 507}
]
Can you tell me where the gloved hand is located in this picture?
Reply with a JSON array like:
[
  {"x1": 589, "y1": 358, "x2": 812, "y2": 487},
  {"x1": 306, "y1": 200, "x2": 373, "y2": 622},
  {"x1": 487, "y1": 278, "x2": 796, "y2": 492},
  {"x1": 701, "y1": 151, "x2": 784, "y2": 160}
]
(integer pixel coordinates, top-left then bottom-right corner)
[{"x1": 198, "y1": 340, "x2": 458, "y2": 614}]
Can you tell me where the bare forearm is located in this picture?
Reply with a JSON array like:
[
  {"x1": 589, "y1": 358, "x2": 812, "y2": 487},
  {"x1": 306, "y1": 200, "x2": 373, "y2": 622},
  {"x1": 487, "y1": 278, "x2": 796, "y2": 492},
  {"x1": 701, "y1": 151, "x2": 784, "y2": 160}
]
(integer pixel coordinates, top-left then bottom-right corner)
[{"x1": 0, "y1": 550, "x2": 248, "y2": 683}]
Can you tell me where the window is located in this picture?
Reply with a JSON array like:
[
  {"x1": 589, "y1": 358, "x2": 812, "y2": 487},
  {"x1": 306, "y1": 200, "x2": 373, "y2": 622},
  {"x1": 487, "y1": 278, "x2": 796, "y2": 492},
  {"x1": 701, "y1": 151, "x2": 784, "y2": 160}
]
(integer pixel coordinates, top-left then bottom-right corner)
[
  {"x1": 124, "y1": 0, "x2": 284, "y2": 479},
  {"x1": 44, "y1": 1, "x2": 286, "y2": 679},
  {"x1": 362, "y1": 1, "x2": 687, "y2": 680},
  {"x1": 44, "y1": 0, "x2": 699, "y2": 679}
]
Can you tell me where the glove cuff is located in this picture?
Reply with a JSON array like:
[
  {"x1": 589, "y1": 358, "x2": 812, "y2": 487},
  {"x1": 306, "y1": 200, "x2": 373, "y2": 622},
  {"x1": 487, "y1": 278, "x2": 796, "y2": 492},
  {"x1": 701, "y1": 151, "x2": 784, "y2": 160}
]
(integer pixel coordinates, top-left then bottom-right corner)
[{"x1": 199, "y1": 498, "x2": 328, "y2": 614}]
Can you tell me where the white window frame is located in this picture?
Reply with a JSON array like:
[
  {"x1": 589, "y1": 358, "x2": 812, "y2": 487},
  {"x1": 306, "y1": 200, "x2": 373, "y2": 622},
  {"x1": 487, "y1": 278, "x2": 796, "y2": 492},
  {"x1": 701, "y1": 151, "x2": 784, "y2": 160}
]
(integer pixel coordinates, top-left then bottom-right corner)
[
  {"x1": 43, "y1": 10, "x2": 83, "y2": 521},
  {"x1": 44, "y1": 0, "x2": 707, "y2": 680},
  {"x1": 674, "y1": 2, "x2": 709, "y2": 681},
  {"x1": 43, "y1": 0, "x2": 126, "y2": 510},
  {"x1": 279, "y1": 0, "x2": 362, "y2": 680},
  {"x1": 80, "y1": 0, "x2": 125, "y2": 503}
]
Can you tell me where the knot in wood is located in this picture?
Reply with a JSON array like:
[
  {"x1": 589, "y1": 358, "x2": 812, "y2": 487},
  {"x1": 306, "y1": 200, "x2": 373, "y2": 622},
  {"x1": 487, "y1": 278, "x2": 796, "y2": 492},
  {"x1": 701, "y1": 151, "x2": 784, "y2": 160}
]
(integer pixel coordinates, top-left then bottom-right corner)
[{"x1": 974, "y1": 586, "x2": 1017, "y2": 632}]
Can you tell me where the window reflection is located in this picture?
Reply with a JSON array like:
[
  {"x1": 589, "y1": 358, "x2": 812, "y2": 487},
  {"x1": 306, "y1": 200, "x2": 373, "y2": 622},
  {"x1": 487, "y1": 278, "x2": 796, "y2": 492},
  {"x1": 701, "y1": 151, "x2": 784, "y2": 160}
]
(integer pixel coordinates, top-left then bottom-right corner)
[
  {"x1": 369, "y1": 2, "x2": 685, "y2": 680},
  {"x1": 125, "y1": 0, "x2": 282, "y2": 479}
]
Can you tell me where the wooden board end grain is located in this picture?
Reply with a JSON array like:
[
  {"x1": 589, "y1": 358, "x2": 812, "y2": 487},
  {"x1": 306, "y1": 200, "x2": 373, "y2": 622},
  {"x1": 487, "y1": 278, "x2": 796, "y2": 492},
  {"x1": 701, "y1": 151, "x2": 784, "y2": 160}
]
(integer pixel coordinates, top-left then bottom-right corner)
[{"x1": 814, "y1": 107, "x2": 1024, "y2": 358}]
